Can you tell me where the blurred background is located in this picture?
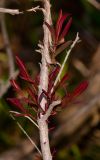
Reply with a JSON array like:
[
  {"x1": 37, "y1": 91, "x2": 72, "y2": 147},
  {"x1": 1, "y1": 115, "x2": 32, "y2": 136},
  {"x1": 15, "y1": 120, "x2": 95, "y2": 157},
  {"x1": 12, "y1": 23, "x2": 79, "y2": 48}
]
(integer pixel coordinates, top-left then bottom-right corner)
[{"x1": 0, "y1": 0, "x2": 100, "y2": 160}]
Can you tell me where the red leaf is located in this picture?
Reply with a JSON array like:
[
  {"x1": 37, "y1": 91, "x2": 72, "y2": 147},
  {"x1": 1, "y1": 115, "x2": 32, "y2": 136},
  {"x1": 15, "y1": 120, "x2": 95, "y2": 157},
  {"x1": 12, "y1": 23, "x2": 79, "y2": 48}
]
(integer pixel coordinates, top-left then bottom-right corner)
[
  {"x1": 45, "y1": 22, "x2": 55, "y2": 43},
  {"x1": 59, "y1": 73, "x2": 69, "y2": 87},
  {"x1": 56, "y1": 9, "x2": 63, "y2": 41},
  {"x1": 16, "y1": 56, "x2": 29, "y2": 79},
  {"x1": 49, "y1": 126, "x2": 55, "y2": 132},
  {"x1": 42, "y1": 89, "x2": 49, "y2": 98},
  {"x1": 27, "y1": 88, "x2": 37, "y2": 105},
  {"x1": 56, "y1": 9, "x2": 62, "y2": 31},
  {"x1": 16, "y1": 56, "x2": 37, "y2": 87},
  {"x1": 58, "y1": 17, "x2": 72, "y2": 42},
  {"x1": 71, "y1": 81, "x2": 88, "y2": 99},
  {"x1": 56, "y1": 14, "x2": 69, "y2": 43},
  {"x1": 49, "y1": 64, "x2": 60, "y2": 82},
  {"x1": 62, "y1": 81, "x2": 88, "y2": 107},
  {"x1": 39, "y1": 89, "x2": 50, "y2": 105},
  {"x1": 10, "y1": 79, "x2": 20, "y2": 92},
  {"x1": 45, "y1": 103, "x2": 49, "y2": 112},
  {"x1": 48, "y1": 64, "x2": 60, "y2": 93},
  {"x1": 7, "y1": 98, "x2": 27, "y2": 113}
]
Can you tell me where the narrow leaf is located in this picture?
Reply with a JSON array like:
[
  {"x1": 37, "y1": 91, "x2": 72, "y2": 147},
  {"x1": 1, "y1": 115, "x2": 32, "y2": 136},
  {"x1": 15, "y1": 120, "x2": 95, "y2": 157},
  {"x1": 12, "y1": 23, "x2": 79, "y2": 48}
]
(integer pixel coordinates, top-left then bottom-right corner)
[
  {"x1": 58, "y1": 17, "x2": 72, "y2": 42},
  {"x1": 10, "y1": 79, "x2": 20, "y2": 92},
  {"x1": 27, "y1": 88, "x2": 37, "y2": 105},
  {"x1": 62, "y1": 81, "x2": 88, "y2": 107},
  {"x1": 56, "y1": 14, "x2": 69, "y2": 42},
  {"x1": 55, "y1": 40, "x2": 72, "y2": 56},
  {"x1": 49, "y1": 64, "x2": 60, "y2": 81},
  {"x1": 16, "y1": 56, "x2": 29, "y2": 79},
  {"x1": 16, "y1": 56, "x2": 37, "y2": 87},
  {"x1": 7, "y1": 98, "x2": 27, "y2": 113},
  {"x1": 56, "y1": 9, "x2": 62, "y2": 31},
  {"x1": 48, "y1": 64, "x2": 60, "y2": 93},
  {"x1": 71, "y1": 81, "x2": 88, "y2": 99}
]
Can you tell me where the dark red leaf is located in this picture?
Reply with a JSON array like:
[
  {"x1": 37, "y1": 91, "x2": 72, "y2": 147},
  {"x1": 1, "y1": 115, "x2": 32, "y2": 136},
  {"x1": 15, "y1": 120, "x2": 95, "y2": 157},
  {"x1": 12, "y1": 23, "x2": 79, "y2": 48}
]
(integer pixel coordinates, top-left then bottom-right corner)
[
  {"x1": 49, "y1": 126, "x2": 55, "y2": 132},
  {"x1": 56, "y1": 9, "x2": 63, "y2": 41},
  {"x1": 39, "y1": 90, "x2": 50, "y2": 105},
  {"x1": 51, "y1": 111, "x2": 57, "y2": 116},
  {"x1": 34, "y1": 73, "x2": 39, "y2": 86},
  {"x1": 48, "y1": 82, "x2": 54, "y2": 96},
  {"x1": 62, "y1": 81, "x2": 88, "y2": 107},
  {"x1": 56, "y1": 9, "x2": 62, "y2": 31},
  {"x1": 45, "y1": 103, "x2": 49, "y2": 112},
  {"x1": 21, "y1": 97, "x2": 33, "y2": 105},
  {"x1": 71, "y1": 81, "x2": 88, "y2": 99},
  {"x1": 10, "y1": 79, "x2": 20, "y2": 92},
  {"x1": 16, "y1": 56, "x2": 29, "y2": 79},
  {"x1": 58, "y1": 17, "x2": 72, "y2": 42},
  {"x1": 59, "y1": 73, "x2": 69, "y2": 87},
  {"x1": 56, "y1": 14, "x2": 70, "y2": 43},
  {"x1": 42, "y1": 89, "x2": 49, "y2": 99},
  {"x1": 27, "y1": 88, "x2": 37, "y2": 104},
  {"x1": 16, "y1": 56, "x2": 37, "y2": 89},
  {"x1": 7, "y1": 98, "x2": 27, "y2": 113},
  {"x1": 48, "y1": 64, "x2": 60, "y2": 93},
  {"x1": 49, "y1": 64, "x2": 60, "y2": 82}
]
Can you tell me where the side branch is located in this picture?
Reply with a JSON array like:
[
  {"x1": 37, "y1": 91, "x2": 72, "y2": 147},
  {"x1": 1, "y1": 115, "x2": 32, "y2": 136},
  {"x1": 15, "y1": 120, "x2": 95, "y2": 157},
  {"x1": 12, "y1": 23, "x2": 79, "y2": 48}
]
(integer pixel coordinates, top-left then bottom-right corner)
[
  {"x1": 87, "y1": 0, "x2": 100, "y2": 10},
  {"x1": 52, "y1": 33, "x2": 80, "y2": 92},
  {"x1": 10, "y1": 114, "x2": 42, "y2": 156},
  {"x1": 43, "y1": 100, "x2": 61, "y2": 120},
  {"x1": 0, "y1": 6, "x2": 40, "y2": 15}
]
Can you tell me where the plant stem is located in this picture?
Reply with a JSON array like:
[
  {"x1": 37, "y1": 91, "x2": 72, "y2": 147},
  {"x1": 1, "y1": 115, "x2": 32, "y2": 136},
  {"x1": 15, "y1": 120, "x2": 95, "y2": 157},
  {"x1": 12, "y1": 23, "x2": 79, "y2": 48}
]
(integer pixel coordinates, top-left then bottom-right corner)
[
  {"x1": 38, "y1": 0, "x2": 52, "y2": 160},
  {"x1": 38, "y1": 119, "x2": 52, "y2": 160}
]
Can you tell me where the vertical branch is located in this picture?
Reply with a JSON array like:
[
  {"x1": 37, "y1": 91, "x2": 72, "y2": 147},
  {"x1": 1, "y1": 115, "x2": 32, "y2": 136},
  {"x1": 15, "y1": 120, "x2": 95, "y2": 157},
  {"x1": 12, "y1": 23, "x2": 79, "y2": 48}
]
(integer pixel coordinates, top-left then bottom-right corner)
[
  {"x1": 38, "y1": 0, "x2": 52, "y2": 160},
  {"x1": 0, "y1": 0, "x2": 18, "y2": 98},
  {"x1": 38, "y1": 0, "x2": 52, "y2": 110},
  {"x1": 10, "y1": 114, "x2": 42, "y2": 156},
  {"x1": 0, "y1": 0, "x2": 15, "y2": 77}
]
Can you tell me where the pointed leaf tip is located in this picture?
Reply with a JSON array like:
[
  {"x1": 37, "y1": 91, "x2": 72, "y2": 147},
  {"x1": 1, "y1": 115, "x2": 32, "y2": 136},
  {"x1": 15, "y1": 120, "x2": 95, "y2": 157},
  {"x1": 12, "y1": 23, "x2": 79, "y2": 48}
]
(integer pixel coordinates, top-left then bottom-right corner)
[
  {"x1": 71, "y1": 81, "x2": 88, "y2": 99},
  {"x1": 10, "y1": 79, "x2": 20, "y2": 92},
  {"x1": 15, "y1": 56, "x2": 29, "y2": 78},
  {"x1": 7, "y1": 98, "x2": 27, "y2": 113},
  {"x1": 58, "y1": 17, "x2": 72, "y2": 42}
]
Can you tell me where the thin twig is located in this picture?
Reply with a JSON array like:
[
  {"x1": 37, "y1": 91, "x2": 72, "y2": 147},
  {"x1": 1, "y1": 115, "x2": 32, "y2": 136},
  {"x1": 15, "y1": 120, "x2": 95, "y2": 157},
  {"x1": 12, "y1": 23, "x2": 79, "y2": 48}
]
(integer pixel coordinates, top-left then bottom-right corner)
[
  {"x1": 0, "y1": 0, "x2": 18, "y2": 98},
  {"x1": 87, "y1": 0, "x2": 100, "y2": 10},
  {"x1": 44, "y1": 100, "x2": 61, "y2": 120},
  {"x1": 0, "y1": 6, "x2": 40, "y2": 15},
  {"x1": 0, "y1": 70, "x2": 19, "y2": 98},
  {"x1": 10, "y1": 111, "x2": 39, "y2": 129},
  {"x1": 51, "y1": 33, "x2": 80, "y2": 93},
  {"x1": 0, "y1": 0, "x2": 15, "y2": 76},
  {"x1": 10, "y1": 114, "x2": 42, "y2": 156}
]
